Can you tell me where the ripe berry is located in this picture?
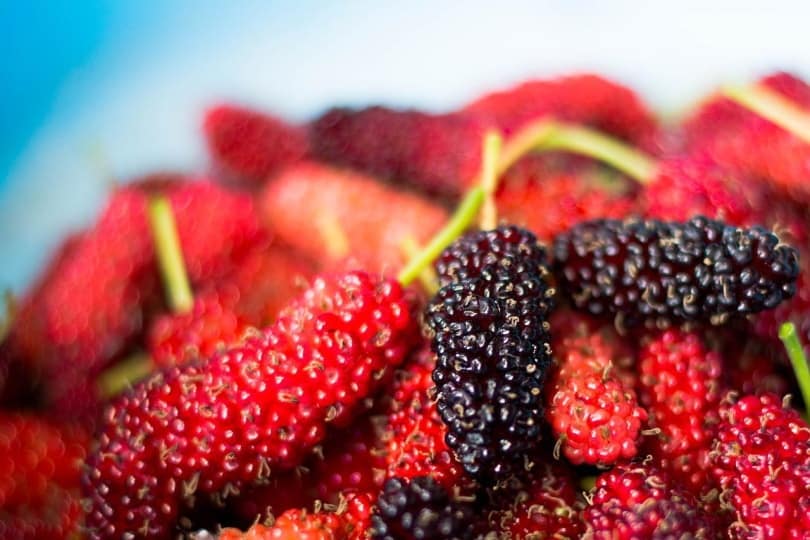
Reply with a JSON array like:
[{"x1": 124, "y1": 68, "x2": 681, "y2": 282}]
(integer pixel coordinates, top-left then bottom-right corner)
[
  {"x1": 710, "y1": 393, "x2": 810, "y2": 539},
  {"x1": 261, "y1": 162, "x2": 448, "y2": 274},
  {"x1": 486, "y1": 461, "x2": 585, "y2": 539},
  {"x1": 148, "y1": 287, "x2": 247, "y2": 367},
  {"x1": 583, "y1": 462, "x2": 721, "y2": 539},
  {"x1": 0, "y1": 413, "x2": 88, "y2": 540},
  {"x1": 463, "y1": 73, "x2": 660, "y2": 151},
  {"x1": 309, "y1": 107, "x2": 487, "y2": 196},
  {"x1": 382, "y1": 349, "x2": 470, "y2": 492},
  {"x1": 546, "y1": 333, "x2": 647, "y2": 466},
  {"x1": 427, "y1": 226, "x2": 554, "y2": 482},
  {"x1": 638, "y1": 329, "x2": 723, "y2": 498},
  {"x1": 203, "y1": 103, "x2": 308, "y2": 186},
  {"x1": 371, "y1": 476, "x2": 476, "y2": 540},
  {"x1": 553, "y1": 215, "x2": 800, "y2": 325},
  {"x1": 83, "y1": 271, "x2": 416, "y2": 538}
]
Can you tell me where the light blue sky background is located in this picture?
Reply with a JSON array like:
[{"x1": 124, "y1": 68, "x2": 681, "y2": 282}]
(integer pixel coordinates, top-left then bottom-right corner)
[{"x1": 1, "y1": 1, "x2": 809, "y2": 291}]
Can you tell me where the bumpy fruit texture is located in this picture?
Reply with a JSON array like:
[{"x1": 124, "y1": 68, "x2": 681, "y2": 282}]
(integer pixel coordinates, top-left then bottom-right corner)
[
  {"x1": 83, "y1": 271, "x2": 416, "y2": 539},
  {"x1": 232, "y1": 390, "x2": 387, "y2": 523},
  {"x1": 382, "y1": 349, "x2": 469, "y2": 492},
  {"x1": 309, "y1": 107, "x2": 488, "y2": 196},
  {"x1": 0, "y1": 413, "x2": 88, "y2": 540},
  {"x1": 428, "y1": 226, "x2": 554, "y2": 483},
  {"x1": 496, "y1": 157, "x2": 635, "y2": 243},
  {"x1": 546, "y1": 333, "x2": 647, "y2": 466},
  {"x1": 486, "y1": 461, "x2": 585, "y2": 539},
  {"x1": 371, "y1": 476, "x2": 475, "y2": 540},
  {"x1": 148, "y1": 287, "x2": 248, "y2": 367},
  {"x1": 261, "y1": 162, "x2": 449, "y2": 274},
  {"x1": 307, "y1": 414, "x2": 388, "y2": 504},
  {"x1": 553, "y1": 216, "x2": 800, "y2": 325},
  {"x1": 203, "y1": 104, "x2": 308, "y2": 186},
  {"x1": 710, "y1": 393, "x2": 810, "y2": 539},
  {"x1": 583, "y1": 462, "x2": 721, "y2": 539},
  {"x1": 463, "y1": 73, "x2": 660, "y2": 151},
  {"x1": 638, "y1": 329, "x2": 723, "y2": 498}
]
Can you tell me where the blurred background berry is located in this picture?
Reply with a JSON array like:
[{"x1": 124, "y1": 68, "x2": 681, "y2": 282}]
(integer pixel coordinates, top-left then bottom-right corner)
[{"x1": 1, "y1": 0, "x2": 808, "y2": 292}]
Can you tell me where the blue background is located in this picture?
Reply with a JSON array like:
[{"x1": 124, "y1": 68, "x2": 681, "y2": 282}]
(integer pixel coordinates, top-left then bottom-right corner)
[{"x1": 2, "y1": 1, "x2": 808, "y2": 292}]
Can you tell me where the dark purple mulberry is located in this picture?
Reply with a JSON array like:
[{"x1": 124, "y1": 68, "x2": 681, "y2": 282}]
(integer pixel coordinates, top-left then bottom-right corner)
[
  {"x1": 553, "y1": 216, "x2": 799, "y2": 325},
  {"x1": 371, "y1": 476, "x2": 475, "y2": 540},
  {"x1": 426, "y1": 226, "x2": 554, "y2": 483}
]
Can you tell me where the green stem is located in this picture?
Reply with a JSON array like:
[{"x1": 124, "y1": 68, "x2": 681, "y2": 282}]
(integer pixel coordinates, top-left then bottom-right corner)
[
  {"x1": 541, "y1": 123, "x2": 657, "y2": 183},
  {"x1": 148, "y1": 196, "x2": 193, "y2": 313},
  {"x1": 724, "y1": 84, "x2": 810, "y2": 145},
  {"x1": 0, "y1": 291, "x2": 15, "y2": 342},
  {"x1": 97, "y1": 353, "x2": 154, "y2": 398},
  {"x1": 496, "y1": 120, "x2": 558, "y2": 176},
  {"x1": 397, "y1": 187, "x2": 485, "y2": 286},
  {"x1": 779, "y1": 322, "x2": 810, "y2": 415},
  {"x1": 479, "y1": 131, "x2": 504, "y2": 230}
]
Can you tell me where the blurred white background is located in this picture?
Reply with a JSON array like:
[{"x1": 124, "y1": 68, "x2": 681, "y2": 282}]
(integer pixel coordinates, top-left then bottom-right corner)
[{"x1": 2, "y1": 0, "x2": 808, "y2": 291}]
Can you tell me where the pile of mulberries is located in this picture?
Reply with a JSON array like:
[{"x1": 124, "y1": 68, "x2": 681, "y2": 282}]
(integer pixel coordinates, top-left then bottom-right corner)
[{"x1": 3, "y1": 71, "x2": 810, "y2": 540}]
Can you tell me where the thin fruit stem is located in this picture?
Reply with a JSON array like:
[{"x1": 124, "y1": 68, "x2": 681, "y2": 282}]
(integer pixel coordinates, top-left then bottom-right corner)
[
  {"x1": 397, "y1": 187, "x2": 485, "y2": 286},
  {"x1": 724, "y1": 84, "x2": 810, "y2": 145},
  {"x1": 316, "y1": 212, "x2": 350, "y2": 260},
  {"x1": 497, "y1": 120, "x2": 558, "y2": 176},
  {"x1": 541, "y1": 122, "x2": 657, "y2": 182},
  {"x1": 97, "y1": 353, "x2": 154, "y2": 398},
  {"x1": 400, "y1": 236, "x2": 439, "y2": 295},
  {"x1": 148, "y1": 196, "x2": 194, "y2": 313},
  {"x1": 0, "y1": 291, "x2": 15, "y2": 342},
  {"x1": 479, "y1": 131, "x2": 504, "y2": 230},
  {"x1": 496, "y1": 119, "x2": 657, "y2": 183},
  {"x1": 778, "y1": 322, "x2": 810, "y2": 414}
]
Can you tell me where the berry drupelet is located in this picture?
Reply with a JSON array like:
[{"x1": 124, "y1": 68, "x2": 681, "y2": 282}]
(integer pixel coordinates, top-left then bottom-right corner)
[
  {"x1": 371, "y1": 476, "x2": 475, "y2": 540},
  {"x1": 553, "y1": 215, "x2": 800, "y2": 325},
  {"x1": 426, "y1": 226, "x2": 555, "y2": 483}
]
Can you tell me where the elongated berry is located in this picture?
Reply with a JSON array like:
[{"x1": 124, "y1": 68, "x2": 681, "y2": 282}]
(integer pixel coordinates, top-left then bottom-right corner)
[
  {"x1": 553, "y1": 215, "x2": 800, "y2": 325},
  {"x1": 83, "y1": 271, "x2": 416, "y2": 538},
  {"x1": 427, "y1": 226, "x2": 554, "y2": 483}
]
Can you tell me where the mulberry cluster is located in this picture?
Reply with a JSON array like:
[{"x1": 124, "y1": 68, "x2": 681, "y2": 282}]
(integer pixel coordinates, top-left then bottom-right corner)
[
  {"x1": 553, "y1": 215, "x2": 799, "y2": 325},
  {"x1": 426, "y1": 226, "x2": 554, "y2": 483}
]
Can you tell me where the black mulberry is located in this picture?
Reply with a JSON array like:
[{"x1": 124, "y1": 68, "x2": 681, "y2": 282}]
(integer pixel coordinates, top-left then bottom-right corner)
[
  {"x1": 426, "y1": 226, "x2": 554, "y2": 483},
  {"x1": 371, "y1": 476, "x2": 475, "y2": 540},
  {"x1": 553, "y1": 216, "x2": 799, "y2": 325}
]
